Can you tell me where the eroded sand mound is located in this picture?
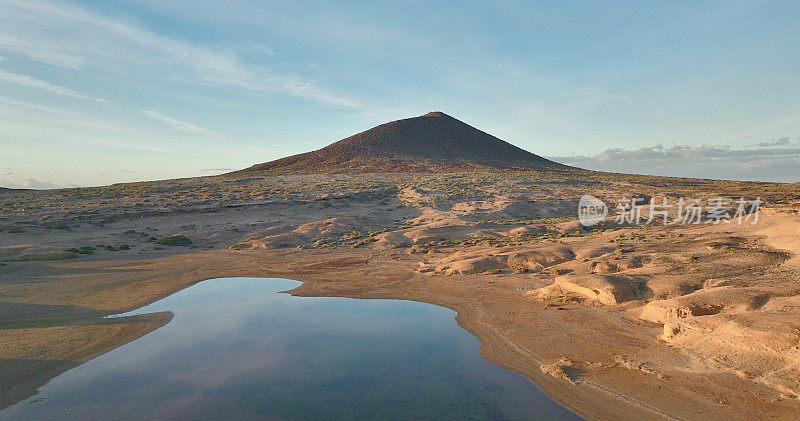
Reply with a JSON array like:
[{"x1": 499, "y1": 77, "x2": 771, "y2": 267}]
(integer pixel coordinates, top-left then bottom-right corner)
[
  {"x1": 519, "y1": 209, "x2": 800, "y2": 401},
  {"x1": 229, "y1": 217, "x2": 356, "y2": 249},
  {"x1": 418, "y1": 246, "x2": 575, "y2": 275},
  {"x1": 529, "y1": 274, "x2": 647, "y2": 305},
  {"x1": 662, "y1": 312, "x2": 800, "y2": 399},
  {"x1": 640, "y1": 287, "x2": 771, "y2": 324}
]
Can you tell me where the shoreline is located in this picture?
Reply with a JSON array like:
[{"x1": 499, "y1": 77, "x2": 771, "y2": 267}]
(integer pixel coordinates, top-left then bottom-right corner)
[
  {"x1": 3, "y1": 238, "x2": 798, "y2": 419},
  {"x1": 0, "y1": 253, "x2": 638, "y2": 419},
  {"x1": 0, "y1": 311, "x2": 172, "y2": 410},
  {"x1": 2, "y1": 171, "x2": 799, "y2": 420}
]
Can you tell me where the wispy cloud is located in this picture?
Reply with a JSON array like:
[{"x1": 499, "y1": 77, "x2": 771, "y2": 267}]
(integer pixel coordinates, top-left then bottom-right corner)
[
  {"x1": 141, "y1": 110, "x2": 219, "y2": 136},
  {"x1": 0, "y1": 95, "x2": 171, "y2": 152},
  {"x1": 0, "y1": 69, "x2": 108, "y2": 102},
  {"x1": 0, "y1": 177, "x2": 59, "y2": 190},
  {"x1": 199, "y1": 168, "x2": 233, "y2": 172},
  {"x1": 0, "y1": 95, "x2": 72, "y2": 113},
  {"x1": 732, "y1": 113, "x2": 800, "y2": 141},
  {"x1": 98, "y1": 170, "x2": 134, "y2": 175},
  {"x1": 550, "y1": 138, "x2": 800, "y2": 182},
  {"x1": 756, "y1": 136, "x2": 792, "y2": 147},
  {"x1": 0, "y1": 0, "x2": 355, "y2": 106}
]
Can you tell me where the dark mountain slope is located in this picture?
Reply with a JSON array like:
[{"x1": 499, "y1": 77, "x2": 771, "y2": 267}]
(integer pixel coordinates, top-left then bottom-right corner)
[{"x1": 238, "y1": 112, "x2": 569, "y2": 174}]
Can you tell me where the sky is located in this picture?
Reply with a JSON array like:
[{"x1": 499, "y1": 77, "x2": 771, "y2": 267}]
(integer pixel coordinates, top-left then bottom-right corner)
[{"x1": 1, "y1": 0, "x2": 799, "y2": 188}]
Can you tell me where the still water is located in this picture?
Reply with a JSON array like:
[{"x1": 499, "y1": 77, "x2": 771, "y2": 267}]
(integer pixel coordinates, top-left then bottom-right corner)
[{"x1": 1, "y1": 277, "x2": 579, "y2": 420}]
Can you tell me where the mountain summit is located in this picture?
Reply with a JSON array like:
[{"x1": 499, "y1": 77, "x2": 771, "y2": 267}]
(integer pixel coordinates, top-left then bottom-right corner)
[{"x1": 239, "y1": 112, "x2": 567, "y2": 174}]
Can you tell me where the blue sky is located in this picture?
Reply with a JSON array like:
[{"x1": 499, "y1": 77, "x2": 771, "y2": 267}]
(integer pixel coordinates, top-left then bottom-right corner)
[{"x1": 1, "y1": 0, "x2": 799, "y2": 188}]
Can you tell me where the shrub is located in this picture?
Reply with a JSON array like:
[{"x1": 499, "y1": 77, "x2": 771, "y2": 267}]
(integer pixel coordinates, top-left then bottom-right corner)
[
  {"x1": 155, "y1": 234, "x2": 192, "y2": 247},
  {"x1": 66, "y1": 246, "x2": 95, "y2": 255}
]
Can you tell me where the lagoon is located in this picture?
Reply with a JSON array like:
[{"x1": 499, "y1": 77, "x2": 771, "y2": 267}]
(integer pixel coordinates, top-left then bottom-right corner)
[{"x1": 0, "y1": 277, "x2": 578, "y2": 420}]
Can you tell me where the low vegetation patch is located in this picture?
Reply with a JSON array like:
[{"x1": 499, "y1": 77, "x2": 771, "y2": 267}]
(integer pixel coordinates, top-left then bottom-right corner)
[
  {"x1": 480, "y1": 216, "x2": 577, "y2": 225},
  {"x1": 311, "y1": 219, "x2": 418, "y2": 248},
  {"x1": 66, "y1": 246, "x2": 96, "y2": 255},
  {"x1": 95, "y1": 244, "x2": 130, "y2": 251},
  {"x1": 0, "y1": 225, "x2": 25, "y2": 233},
  {"x1": 155, "y1": 234, "x2": 192, "y2": 246},
  {"x1": 44, "y1": 222, "x2": 72, "y2": 231}
]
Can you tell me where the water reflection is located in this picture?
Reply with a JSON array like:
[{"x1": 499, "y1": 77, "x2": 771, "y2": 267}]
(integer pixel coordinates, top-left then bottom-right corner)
[{"x1": 1, "y1": 278, "x2": 579, "y2": 420}]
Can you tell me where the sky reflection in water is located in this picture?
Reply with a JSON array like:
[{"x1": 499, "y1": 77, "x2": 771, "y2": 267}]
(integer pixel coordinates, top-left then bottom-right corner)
[{"x1": 1, "y1": 277, "x2": 578, "y2": 420}]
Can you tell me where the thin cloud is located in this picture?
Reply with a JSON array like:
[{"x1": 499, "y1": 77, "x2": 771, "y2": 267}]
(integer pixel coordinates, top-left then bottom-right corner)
[
  {"x1": 757, "y1": 137, "x2": 791, "y2": 147},
  {"x1": 0, "y1": 177, "x2": 59, "y2": 190},
  {"x1": 734, "y1": 112, "x2": 800, "y2": 141},
  {"x1": 0, "y1": 69, "x2": 108, "y2": 102},
  {"x1": 141, "y1": 110, "x2": 219, "y2": 136},
  {"x1": 0, "y1": 0, "x2": 355, "y2": 107},
  {"x1": 0, "y1": 97, "x2": 172, "y2": 152},
  {"x1": 98, "y1": 170, "x2": 135, "y2": 175},
  {"x1": 0, "y1": 95, "x2": 73, "y2": 113}
]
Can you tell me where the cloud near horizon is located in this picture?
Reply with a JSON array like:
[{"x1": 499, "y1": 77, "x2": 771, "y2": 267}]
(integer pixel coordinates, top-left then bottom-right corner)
[
  {"x1": 550, "y1": 138, "x2": 800, "y2": 183},
  {"x1": 0, "y1": 177, "x2": 60, "y2": 190},
  {"x1": 199, "y1": 168, "x2": 233, "y2": 172}
]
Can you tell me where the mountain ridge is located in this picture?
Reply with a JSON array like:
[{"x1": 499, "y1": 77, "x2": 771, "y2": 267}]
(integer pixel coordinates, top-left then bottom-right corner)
[{"x1": 237, "y1": 112, "x2": 569, "y2": 174}]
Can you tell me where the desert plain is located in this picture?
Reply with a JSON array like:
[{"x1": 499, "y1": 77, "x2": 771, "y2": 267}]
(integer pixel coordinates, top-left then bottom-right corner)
[{"x1": 2, "y1": 168, "x2": 800, "y2": 420}]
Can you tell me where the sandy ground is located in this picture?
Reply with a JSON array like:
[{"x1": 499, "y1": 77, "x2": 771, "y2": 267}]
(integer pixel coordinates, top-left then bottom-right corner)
[{"x1": 2, "y1": 171, "x2": 800, "y2": 420}]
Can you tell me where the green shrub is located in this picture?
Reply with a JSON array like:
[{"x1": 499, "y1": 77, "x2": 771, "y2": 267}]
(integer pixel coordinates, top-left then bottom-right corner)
[
  {"x1": 155, "y1": 234, "x2": 192, "y2": 246},
  {"x1": 66, "y1": 246, "x2": 95, "y2": 255}
]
